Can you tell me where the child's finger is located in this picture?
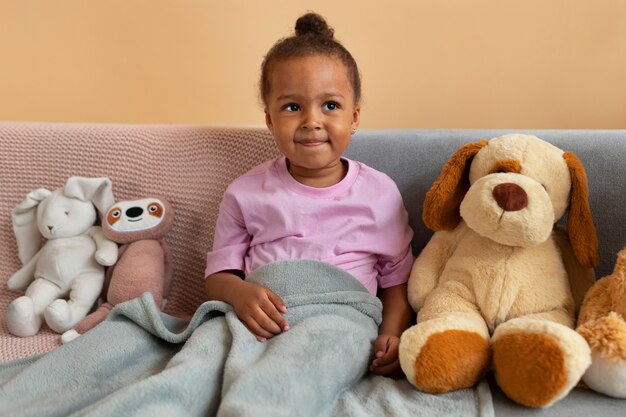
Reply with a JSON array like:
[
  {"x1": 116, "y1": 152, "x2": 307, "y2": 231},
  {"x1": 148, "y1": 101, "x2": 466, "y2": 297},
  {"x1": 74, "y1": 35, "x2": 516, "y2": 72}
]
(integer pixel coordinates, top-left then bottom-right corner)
[
  {"x1": 373, "y1": 337, "x2": 391, "y2": 356},
  {"x1": 371, "y1": 350, "x2": 396, "y2": 367},
  {"x1": 371, "y1": 336, "x2": 400, "y2": 367},
  {"x1": 264, "y1": 291, "x2": 290, "y2": 332},
  {"x1": 266, "y1": 290, "x2": 288, "y2": 314},
  {"x1": 253, "y1": 305, "x2": 285, "y2": 335},
  {"x1": 260, "y1": 306, "x2": 289, "y2": 333},
  {"x1": 370, "y1": 359, "x2": 402, "y2": 378},
  {"x1": 243, "y1": 316, "x2": 274, "y2": 341}
]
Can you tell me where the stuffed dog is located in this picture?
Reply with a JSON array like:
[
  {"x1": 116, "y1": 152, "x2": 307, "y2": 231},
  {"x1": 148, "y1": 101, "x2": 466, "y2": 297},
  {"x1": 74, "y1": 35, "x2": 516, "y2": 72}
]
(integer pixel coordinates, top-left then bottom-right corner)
[
  {"x1": 62, "y1": 197, "x2": 174, "y2": 343},
  {"x1": 577, "y1": 247, "x2": 626, "y2": 398},
  {"x1": 6, "y1": 177, "x2": 117, "y2": 336},
  {"x1": 399, "y1": 134, "x2": 598, "y2": 407}
]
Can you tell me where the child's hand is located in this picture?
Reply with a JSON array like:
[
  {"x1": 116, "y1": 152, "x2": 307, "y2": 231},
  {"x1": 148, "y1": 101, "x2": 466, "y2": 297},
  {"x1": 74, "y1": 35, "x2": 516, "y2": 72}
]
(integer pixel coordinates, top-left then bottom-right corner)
[
  {"x1": 231, "y1": 280, "x2": 290, "y2": 342},
  {"x1": 369, "y1": 334, "x2": 404, "y2": 379}
]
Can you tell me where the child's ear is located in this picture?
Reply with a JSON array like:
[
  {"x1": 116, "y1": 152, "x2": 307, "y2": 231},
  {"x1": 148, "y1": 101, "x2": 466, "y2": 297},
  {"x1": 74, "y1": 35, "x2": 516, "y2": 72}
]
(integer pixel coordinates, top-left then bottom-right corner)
[
  {"x1": 351, "y1": 105, "x2": 361, "y2": 131},
  {"x1": 265, "y1": 111, "x2": 274, "y2": 134}
]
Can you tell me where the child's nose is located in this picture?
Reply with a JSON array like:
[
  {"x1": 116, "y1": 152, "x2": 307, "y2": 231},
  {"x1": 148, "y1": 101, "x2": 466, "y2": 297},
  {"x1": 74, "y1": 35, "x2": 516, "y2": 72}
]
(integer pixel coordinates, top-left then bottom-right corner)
[{"x1": 301, "y1": 109, "x2": 322, "y2": 129}]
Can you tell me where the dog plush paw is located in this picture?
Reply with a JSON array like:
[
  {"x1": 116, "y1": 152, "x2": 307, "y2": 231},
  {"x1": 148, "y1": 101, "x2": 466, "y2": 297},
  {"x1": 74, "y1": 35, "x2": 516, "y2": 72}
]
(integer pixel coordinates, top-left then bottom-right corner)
[
  {"x1": 492, "y1": 320, "x2": 590, "y2": 407},
  {"x1": 400, "y1": 316, "x2": 490, "y2": 393},
  {"x1": 412, "y1": 329, "x2": 489, "y2": 392}
]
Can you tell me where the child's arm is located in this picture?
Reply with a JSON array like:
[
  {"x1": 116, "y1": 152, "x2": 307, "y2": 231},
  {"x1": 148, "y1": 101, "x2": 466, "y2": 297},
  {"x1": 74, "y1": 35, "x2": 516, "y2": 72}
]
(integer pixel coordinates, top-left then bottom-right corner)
[
  {"x1": 205, "y1": 271, "x2": 290, "y2": 341},
  {"x1": 369, "y1": 282, "x2": 414, "y2": 378}
]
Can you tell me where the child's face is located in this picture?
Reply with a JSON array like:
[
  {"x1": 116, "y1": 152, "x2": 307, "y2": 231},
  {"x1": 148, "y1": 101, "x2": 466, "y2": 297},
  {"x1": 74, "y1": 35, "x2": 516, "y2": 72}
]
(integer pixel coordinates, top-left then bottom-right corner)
[{"x1": 264, "y1": 55, "x2": 360, "y2": 183}]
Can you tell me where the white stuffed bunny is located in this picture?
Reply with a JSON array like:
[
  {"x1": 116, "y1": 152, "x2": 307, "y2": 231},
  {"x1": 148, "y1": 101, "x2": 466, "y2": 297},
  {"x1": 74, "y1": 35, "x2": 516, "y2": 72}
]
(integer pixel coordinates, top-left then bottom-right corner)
[{"x1": 5, "y1": 177, "x2": 118, "y2": 337}]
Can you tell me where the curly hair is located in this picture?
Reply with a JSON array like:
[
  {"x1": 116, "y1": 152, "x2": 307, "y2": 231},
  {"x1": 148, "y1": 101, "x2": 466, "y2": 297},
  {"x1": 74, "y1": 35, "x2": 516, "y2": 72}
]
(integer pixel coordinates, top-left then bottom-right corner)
[{"x1": 259, "y1": 13, "x2": 362, "y2": 106}]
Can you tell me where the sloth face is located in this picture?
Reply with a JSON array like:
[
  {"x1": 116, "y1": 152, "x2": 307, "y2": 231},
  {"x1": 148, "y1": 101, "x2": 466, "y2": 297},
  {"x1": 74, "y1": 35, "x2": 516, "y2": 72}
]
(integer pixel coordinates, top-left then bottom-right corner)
[{"x1": 106, "y1": 198, "x2": 166, "y2": 232}]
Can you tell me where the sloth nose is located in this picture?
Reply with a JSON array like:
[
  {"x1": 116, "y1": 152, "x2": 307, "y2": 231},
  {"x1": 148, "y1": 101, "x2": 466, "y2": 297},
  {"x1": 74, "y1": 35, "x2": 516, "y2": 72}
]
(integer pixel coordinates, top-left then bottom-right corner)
[
  {"x1": 47, "y1": 225, "x2": 54, "y2": 232},
  {"x1": 125, "y1": 207, "x2": 143, "y2": 218},
  {"x1": 492, "y1": 183, "x2": 528, "y2": 211}
]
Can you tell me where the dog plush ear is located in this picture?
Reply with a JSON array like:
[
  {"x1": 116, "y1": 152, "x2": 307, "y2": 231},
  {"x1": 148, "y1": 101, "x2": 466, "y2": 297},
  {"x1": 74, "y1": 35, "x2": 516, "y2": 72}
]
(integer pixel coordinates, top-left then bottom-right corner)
[
  {"x1": 423, "y1": 140, "x2": 489, "y2": 231},
  {"x1": 12, "y1": 188, "x2": 52, "y2": 264},
  {"x1": 563, "y1": 152, "x2": 599, "y2": 268}
]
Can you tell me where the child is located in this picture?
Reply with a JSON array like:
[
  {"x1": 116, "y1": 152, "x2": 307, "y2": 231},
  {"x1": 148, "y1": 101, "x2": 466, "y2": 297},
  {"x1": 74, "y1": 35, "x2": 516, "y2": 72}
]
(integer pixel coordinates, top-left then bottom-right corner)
[{"x1": 205, "y1": 12, "x2": 414, "y2": 379}]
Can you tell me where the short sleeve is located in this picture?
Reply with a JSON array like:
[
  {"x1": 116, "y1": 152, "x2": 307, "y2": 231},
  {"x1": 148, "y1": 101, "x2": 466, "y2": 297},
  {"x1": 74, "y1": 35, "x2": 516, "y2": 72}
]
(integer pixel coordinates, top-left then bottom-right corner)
[
  {"x1": 371, "y1": 174, "x2": 415, "y2": 288},
  {"x1": 376, "y1": 245, "x2": 414, "y2": 288},
  {"x1": 204, "y1": 191, "x2": 251, "y2": 278}
]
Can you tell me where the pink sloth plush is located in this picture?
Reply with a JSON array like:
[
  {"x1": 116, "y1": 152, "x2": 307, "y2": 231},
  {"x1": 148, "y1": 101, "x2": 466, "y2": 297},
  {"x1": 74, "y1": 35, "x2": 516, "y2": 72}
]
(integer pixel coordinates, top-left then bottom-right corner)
[{"x1": 62, "y1": 197, "x2": 174, "y2": 343}]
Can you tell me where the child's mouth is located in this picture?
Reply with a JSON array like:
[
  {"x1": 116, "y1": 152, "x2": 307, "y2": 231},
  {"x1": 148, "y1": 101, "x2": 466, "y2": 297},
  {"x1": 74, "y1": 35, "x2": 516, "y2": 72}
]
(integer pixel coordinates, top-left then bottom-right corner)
[{"x1": 297, "y1": 139, "x2": 327, "y2": 147}]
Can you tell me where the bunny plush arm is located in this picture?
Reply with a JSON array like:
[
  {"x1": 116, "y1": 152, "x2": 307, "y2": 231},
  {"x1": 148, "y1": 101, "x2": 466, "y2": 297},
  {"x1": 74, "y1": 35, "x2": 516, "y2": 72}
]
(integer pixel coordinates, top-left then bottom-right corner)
[
  {"x1": 87, "y1": 226, "x2": 118, "y2": 267},
  {"x1": 7, "y1": 251, "x2": 42, "y2": 292}
]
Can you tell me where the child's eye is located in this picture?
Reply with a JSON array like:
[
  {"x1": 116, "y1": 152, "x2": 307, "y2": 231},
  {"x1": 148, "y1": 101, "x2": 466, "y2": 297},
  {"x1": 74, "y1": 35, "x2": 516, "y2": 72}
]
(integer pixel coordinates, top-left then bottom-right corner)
[
  {"x1": 323, "y1": 101, "x2": 339, "y2": 111},
  {"x1": 283, "y1": 103, "x2": 300, "y2": 112}
]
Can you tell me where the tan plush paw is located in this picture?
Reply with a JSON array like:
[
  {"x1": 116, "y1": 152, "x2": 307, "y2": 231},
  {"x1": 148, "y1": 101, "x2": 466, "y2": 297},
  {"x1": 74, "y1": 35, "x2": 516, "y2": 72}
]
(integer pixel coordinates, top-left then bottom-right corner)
[
  {"x1": 412, "y1": 329, "x2": 490, "y2": 393},
  {"x1": 577, "y1": 312, "x2": 626, "y2": 361},
  {"x1": 492, "y1": 319, "x2": 590, "y2": 407},
  {"x1": 400, "y1": 315, "x2": 490, "y2": 392},
  {"x1": 578, "y1": 312, "x2": 626, "y2": 397},
  {"x1": 493, "y1": 332, "x2": 567, "y2": 407}
]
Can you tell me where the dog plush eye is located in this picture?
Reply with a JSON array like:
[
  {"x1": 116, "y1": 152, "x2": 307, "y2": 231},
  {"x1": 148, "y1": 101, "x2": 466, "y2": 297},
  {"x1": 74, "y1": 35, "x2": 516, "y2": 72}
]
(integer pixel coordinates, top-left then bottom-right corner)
[
  {"x1": 489, "y1": 160, "x2": 522, "y2": 175},
  {"x1": 64, "y1": 210, "x2": 69, "y2": 216}
]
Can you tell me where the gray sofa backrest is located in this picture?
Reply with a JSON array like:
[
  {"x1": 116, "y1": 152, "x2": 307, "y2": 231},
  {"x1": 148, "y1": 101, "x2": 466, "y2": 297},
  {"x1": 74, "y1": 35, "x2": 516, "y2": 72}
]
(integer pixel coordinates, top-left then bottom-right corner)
[{"x1": 345, "y1": 129, "x2": 626, "y2": 279}]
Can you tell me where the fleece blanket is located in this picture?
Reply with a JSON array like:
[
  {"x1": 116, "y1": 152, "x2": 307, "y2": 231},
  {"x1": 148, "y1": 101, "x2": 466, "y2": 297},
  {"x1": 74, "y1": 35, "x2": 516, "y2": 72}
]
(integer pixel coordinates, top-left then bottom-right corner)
[{"x1": 0, "y1": 260, "x2": 494, "y2": 417}]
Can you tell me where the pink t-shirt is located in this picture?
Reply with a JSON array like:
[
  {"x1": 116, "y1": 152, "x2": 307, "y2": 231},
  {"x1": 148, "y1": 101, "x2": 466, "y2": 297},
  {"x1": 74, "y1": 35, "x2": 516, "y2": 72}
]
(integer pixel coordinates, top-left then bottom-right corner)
[{"x1": 205, "y1": 156, "x2": 414, "y2": 295}]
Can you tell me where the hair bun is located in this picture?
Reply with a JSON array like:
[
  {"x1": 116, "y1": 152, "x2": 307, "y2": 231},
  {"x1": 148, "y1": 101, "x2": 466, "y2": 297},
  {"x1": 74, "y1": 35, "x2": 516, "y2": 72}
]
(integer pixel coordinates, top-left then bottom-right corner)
[{"x1": 295, "y1": 13, "x2": 334, "y2": 38}]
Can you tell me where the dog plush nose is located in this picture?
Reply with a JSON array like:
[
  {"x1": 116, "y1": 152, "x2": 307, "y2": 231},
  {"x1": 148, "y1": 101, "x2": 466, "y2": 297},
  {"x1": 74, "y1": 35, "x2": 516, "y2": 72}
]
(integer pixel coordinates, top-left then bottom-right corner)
[{"x1": 492, "y1": 183, "x2": 528, "y2": 211}]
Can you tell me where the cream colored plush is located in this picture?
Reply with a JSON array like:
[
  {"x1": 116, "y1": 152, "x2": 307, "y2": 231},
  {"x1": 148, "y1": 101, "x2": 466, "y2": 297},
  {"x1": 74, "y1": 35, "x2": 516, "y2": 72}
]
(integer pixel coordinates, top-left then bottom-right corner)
[
  {"x1": 5, "y1": 177, "x2": 117, "y2": 337},
  {"x1": 577, "y1": 247, "x2": 626, "y2": 398},
  {"x1": 399, "y1": 134, "x2": 599, "y2": 408}
]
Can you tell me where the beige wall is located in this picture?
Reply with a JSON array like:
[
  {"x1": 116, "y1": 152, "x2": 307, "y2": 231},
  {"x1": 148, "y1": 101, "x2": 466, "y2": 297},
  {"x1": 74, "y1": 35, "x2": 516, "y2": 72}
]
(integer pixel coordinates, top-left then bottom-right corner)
[{"x1": 1, "y1": 1, "x2": 625, "y2": 129}]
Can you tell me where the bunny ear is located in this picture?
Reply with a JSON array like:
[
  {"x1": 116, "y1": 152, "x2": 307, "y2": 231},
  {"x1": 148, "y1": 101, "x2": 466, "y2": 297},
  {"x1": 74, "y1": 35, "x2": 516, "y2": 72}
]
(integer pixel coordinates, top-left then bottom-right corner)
[
  {"x1": 563, "y1": 152, "x2": 599, "y2": 268},
  {"x1": 423, "y1": 140, "x2": 489, "y2": 231},
  {"x1": 64, "y1": 177, "x2": 115, "y2": 216},
  {"x1": 12, "y1": 188, "x2": 52, "y2": 264}
]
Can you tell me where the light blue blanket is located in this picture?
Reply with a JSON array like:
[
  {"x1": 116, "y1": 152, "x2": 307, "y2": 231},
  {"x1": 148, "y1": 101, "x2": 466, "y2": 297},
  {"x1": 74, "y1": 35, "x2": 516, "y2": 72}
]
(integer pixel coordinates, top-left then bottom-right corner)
[{"x1": 0, "y1": 260, "x2": 494, "y2": 417}]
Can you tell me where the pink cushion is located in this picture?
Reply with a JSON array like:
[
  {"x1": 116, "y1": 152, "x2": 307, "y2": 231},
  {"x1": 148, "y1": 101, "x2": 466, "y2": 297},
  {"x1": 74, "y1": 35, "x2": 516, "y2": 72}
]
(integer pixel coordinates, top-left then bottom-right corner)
[{"x1": 0, "y1": 122, "x2": 278, "y2": 361}]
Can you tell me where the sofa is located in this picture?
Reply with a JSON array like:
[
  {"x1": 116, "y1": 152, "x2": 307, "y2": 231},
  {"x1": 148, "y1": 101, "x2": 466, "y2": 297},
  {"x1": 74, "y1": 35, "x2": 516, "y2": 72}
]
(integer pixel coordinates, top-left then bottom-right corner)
[{"x1": 0, "y1": 122, "x2": 625, "y2": 416}]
